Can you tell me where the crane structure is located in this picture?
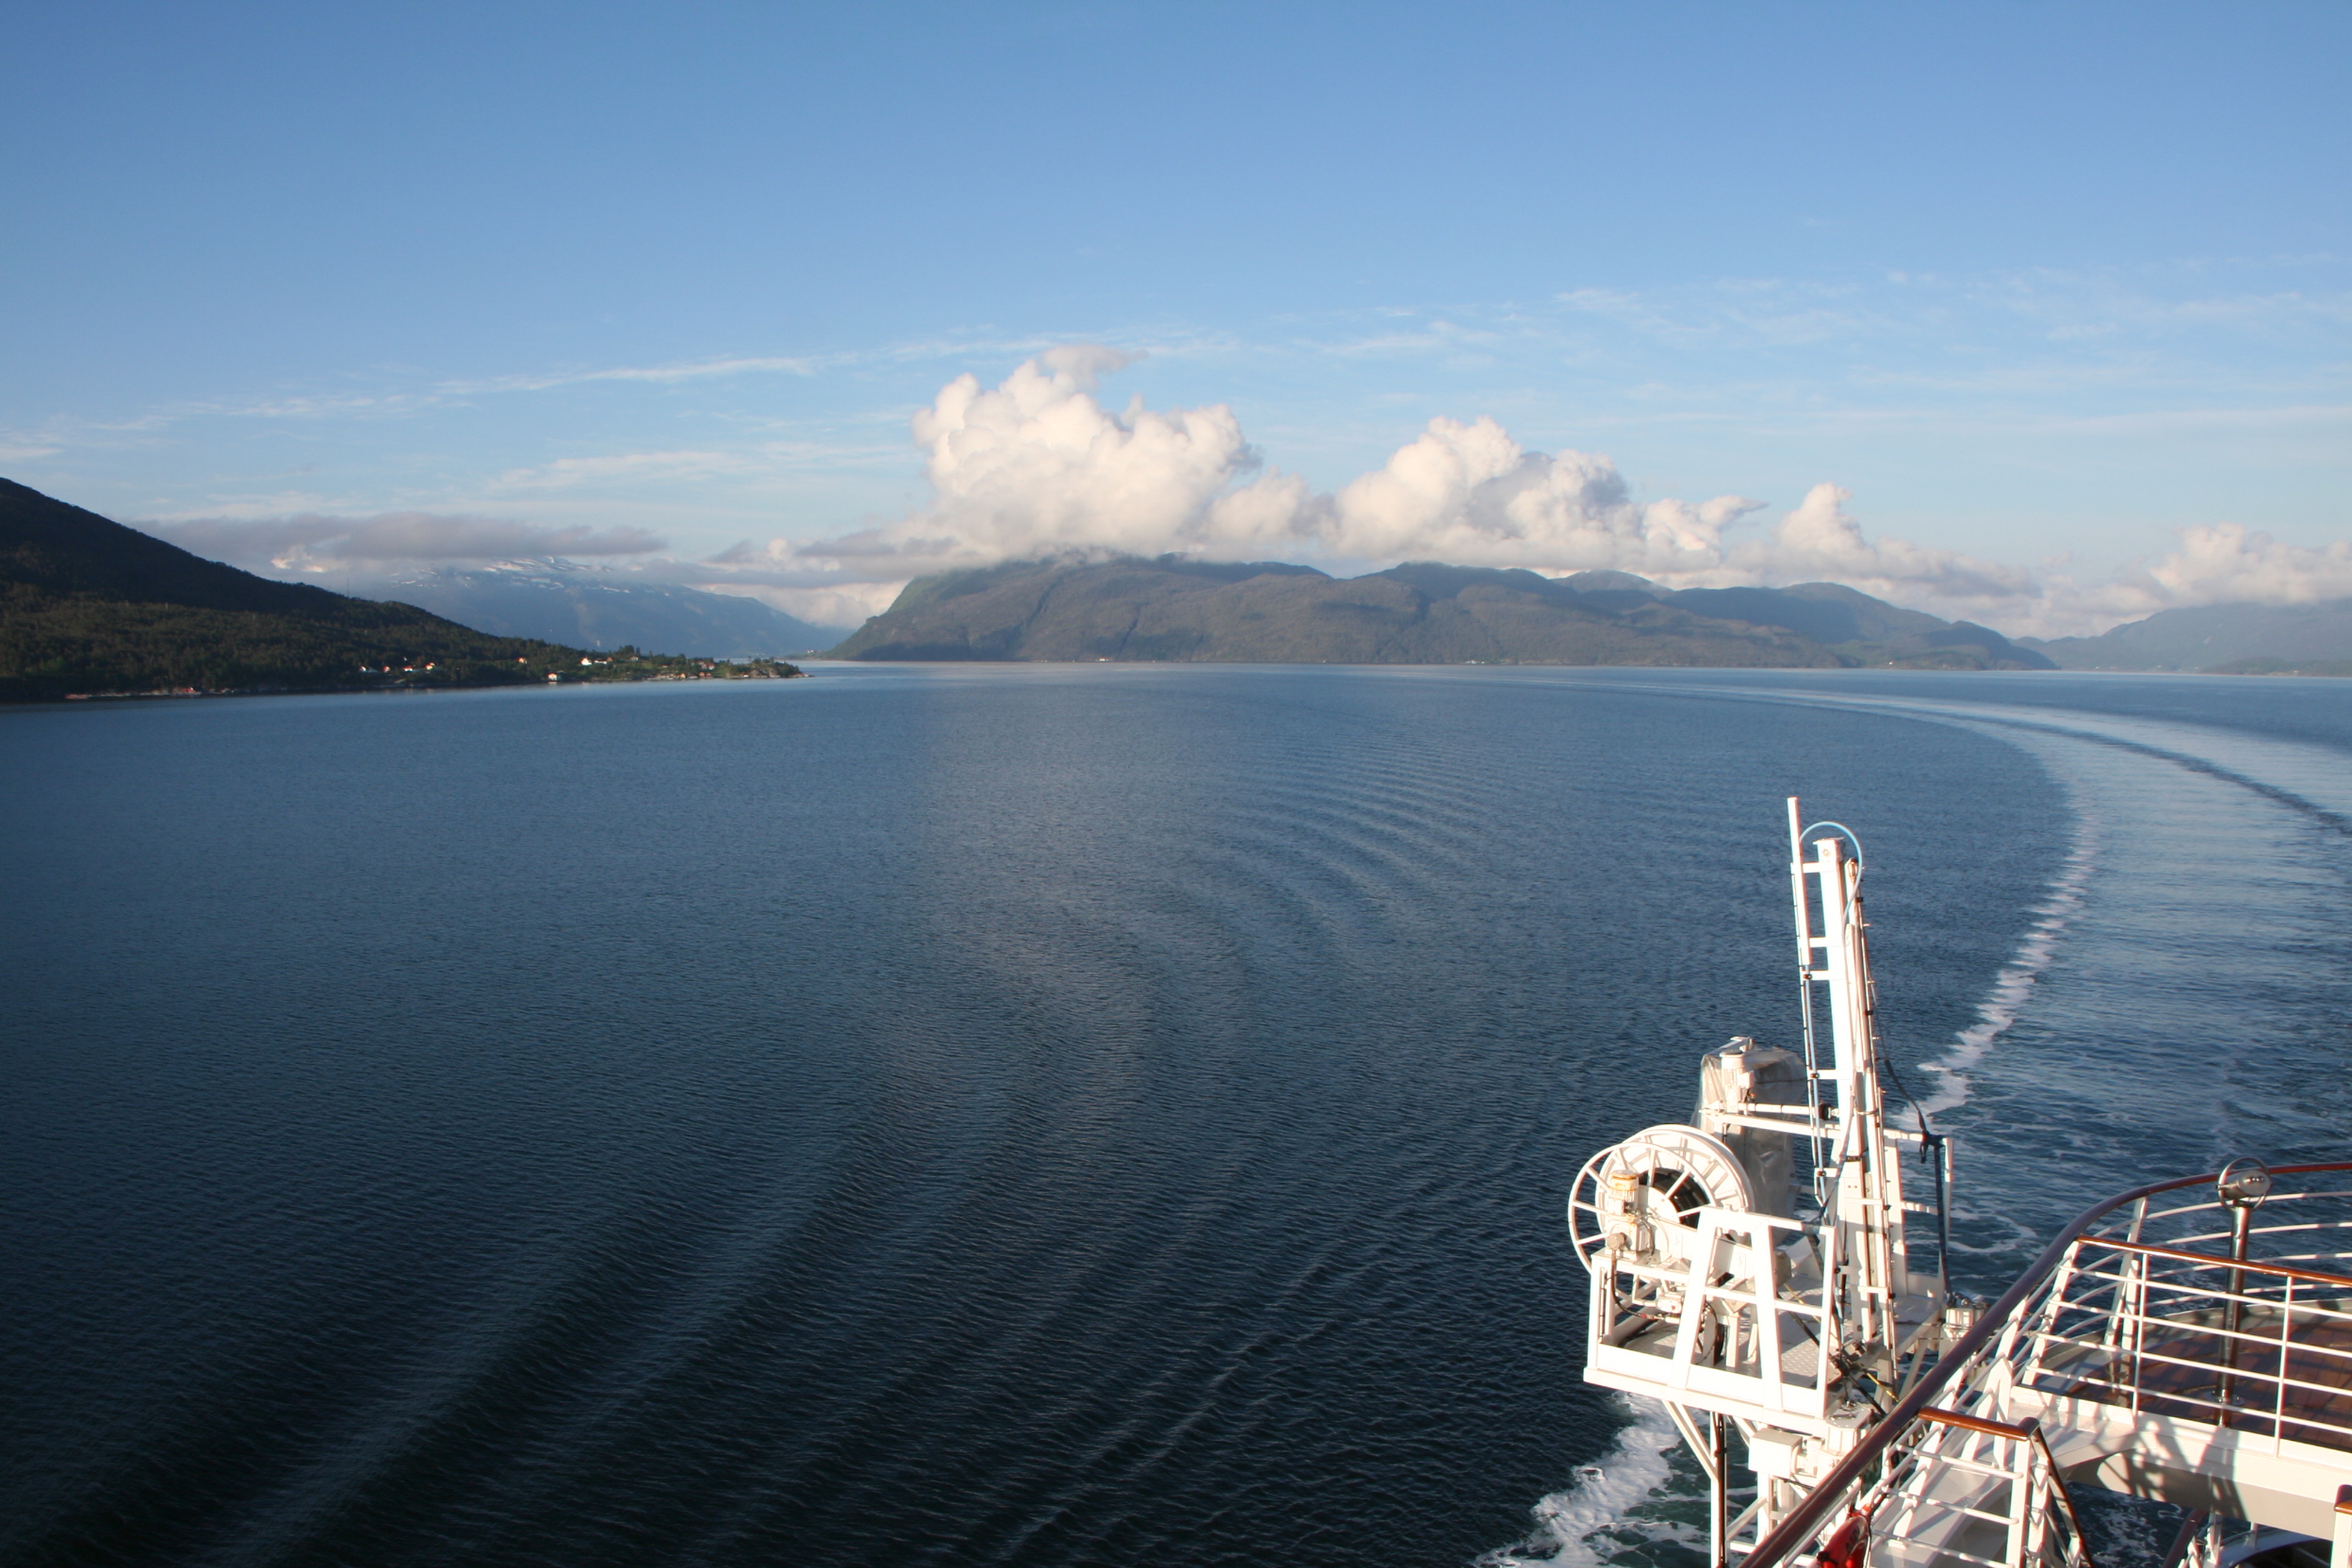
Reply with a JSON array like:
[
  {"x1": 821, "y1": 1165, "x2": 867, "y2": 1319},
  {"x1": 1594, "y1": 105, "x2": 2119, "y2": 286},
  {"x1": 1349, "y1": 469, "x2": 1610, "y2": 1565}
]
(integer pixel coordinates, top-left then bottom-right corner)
[{"x1": 1565, "y1": 800, "x2": 2352, "y2": 1568}]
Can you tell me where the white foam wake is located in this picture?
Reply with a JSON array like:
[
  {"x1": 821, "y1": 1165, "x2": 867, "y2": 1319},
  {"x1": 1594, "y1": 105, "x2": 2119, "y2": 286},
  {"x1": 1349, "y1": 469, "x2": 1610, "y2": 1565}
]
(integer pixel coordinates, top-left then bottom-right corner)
[
  {"x1": 1913, "y1": 802, "x2": 2099, "y2": 1120},
  {"x1": 1477, "y1": 1395, "x2": 1690, "y2": 1567}
]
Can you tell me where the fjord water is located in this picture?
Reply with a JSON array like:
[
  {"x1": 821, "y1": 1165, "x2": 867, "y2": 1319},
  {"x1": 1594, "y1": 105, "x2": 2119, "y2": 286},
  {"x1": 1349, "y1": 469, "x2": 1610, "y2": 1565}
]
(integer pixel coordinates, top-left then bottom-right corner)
[{"x1": 4, "y1": 667, "x2": 2346, "y2": 1567}]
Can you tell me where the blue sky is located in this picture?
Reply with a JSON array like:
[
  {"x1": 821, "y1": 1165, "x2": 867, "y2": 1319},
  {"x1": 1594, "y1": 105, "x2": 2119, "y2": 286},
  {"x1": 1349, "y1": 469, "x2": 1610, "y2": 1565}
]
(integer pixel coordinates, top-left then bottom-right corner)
[{"x1": 5, "y1": 2, "x2": 2345, "y2": 632}]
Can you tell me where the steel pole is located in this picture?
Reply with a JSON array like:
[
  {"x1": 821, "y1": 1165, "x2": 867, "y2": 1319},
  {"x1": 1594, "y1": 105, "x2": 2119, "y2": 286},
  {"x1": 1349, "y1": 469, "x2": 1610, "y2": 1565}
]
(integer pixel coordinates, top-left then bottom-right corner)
[
  {"x1": 2216, "y1": 1203, "x2": 2252, "y2": 1423},
  {"x1": 1710, "y1": 1412, "x2": 1729, "y2": 1568}
]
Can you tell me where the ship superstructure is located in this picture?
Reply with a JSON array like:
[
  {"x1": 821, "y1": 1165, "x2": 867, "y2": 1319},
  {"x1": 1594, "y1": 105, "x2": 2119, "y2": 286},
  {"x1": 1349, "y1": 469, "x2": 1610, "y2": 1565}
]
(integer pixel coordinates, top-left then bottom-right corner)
[{"x1": 1568, "y1": 800, "x2": 2352, "y2": 1568}]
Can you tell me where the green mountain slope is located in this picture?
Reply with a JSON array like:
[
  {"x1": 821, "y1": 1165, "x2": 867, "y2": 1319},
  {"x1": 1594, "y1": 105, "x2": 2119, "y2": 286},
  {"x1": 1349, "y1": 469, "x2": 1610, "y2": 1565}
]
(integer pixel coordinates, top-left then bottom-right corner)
[
  {"x1": 0, "y1": 479, "x2": 796, "y2": 700},
  {"x1": 828, "y1": 557, "x2": 2054, "y2": 669}
]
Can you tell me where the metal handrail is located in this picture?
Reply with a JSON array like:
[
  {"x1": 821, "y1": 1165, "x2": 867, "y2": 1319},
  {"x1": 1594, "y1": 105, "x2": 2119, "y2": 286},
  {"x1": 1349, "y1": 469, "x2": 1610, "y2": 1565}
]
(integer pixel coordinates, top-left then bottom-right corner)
[
  {"x1": 2026, "y1": 1244, "x2": 2352, "y2": 1446},
  {"x1": 1740, "y1": 1162, "x2": 2352, "y2": 1568}
]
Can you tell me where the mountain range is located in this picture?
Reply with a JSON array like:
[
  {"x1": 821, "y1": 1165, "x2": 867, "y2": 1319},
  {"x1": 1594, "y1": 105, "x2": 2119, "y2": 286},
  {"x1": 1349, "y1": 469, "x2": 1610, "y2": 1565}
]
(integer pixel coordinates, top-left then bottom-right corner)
[
  {"x1": 351, "y1": 561, "x2": 849, "y2": 658},
  {"x1": 828, "y1": 557, "x2": 2059, "y2": 669},
  {"x1": 2021, "y1": 598, "x2": 2352, "y2": 674},
  {"x1": 12, "y1": 473, "x2": 2345, "y2": 693}
]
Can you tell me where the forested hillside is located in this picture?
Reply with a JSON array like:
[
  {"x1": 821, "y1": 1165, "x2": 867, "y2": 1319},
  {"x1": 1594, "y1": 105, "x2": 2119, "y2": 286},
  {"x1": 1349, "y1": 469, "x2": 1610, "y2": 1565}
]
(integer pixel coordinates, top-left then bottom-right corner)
[
  {"x1": 0, "y1": 480, "x2": 797, "y2": 699},
  {"x1": 829, "y1": 557, "x2": 2055, "y2": 669}
]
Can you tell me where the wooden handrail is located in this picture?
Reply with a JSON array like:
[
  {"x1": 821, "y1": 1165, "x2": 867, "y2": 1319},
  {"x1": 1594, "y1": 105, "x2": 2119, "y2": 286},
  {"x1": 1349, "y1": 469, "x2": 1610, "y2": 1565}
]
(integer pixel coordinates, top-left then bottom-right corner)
[
  {"x1": 2072, "y1": 1235, "x2": 2352, "y2": 1291},
  {"x1": 1916, "y1": 1406, "x2": 2034, "y2": 1440}
]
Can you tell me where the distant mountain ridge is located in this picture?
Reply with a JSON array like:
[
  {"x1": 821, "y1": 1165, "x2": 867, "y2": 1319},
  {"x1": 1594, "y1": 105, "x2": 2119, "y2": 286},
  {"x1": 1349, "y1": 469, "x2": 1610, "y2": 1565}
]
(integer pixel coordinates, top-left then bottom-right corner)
[
  {"x1": 828, "y1": 556, "x2": 2057, "y2": 669},
  {"x1": 355, "y1": 561, "x2": 848, "y2": 658},
  {"x1": 2022, "y1": 598, "x2": 2352, "y2": 673}
]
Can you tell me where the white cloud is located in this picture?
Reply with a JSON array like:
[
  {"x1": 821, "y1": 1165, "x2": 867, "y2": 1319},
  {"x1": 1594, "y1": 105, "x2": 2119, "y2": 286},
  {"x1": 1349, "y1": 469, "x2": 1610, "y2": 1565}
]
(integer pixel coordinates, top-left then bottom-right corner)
[
  {"x1": 760, "y1": 351, "x2": 1994, "y2": 596},
  {"x1": 1319, "y1": 415, "x2": 1761, "y2": 575},
  {"x1": 745, "y1": 345, "x2": 1321, "y2": 573},
  {"x1": 744, "y1": 350, "x2": 1775, "y2": 579},
  {"x1": 1724, "y1": 483, "x2": 2036, "y2": 603},
  {"x1": 2144, "y1": 523, "x2": 2352, "y2": 603},
  {"x1": 490, "y1": 449, "x2": 743, "y2": 490},
  {"x1": 732, "y1": 348, "x2": 2352, "y2": 641},
  {"x1": 155, "y1": 512, "x2": 667, "y2": 570},
  {"x1": 476, "y1": 355, "x2": 822, "y2": 392},
  {"x1": 2018, "y1": 523, "x2": 2352, "y2": 634}
]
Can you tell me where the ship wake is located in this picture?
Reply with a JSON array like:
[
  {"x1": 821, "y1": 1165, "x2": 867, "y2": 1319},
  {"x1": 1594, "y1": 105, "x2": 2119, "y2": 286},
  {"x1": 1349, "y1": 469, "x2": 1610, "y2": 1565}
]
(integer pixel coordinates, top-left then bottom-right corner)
[
  {"x1": 1476, "y1": 1396, "x2": 1697, "y2": 1568},
  {"x1": 1913, "y1": 799, "x2": 2099, "y2": 1122}
]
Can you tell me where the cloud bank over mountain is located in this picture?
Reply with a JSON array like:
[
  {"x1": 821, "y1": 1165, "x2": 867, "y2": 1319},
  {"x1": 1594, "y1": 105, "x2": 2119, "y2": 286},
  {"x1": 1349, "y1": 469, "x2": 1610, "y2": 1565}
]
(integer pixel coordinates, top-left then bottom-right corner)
[
  {"x1": 159, "y1": 349, "x2": 2351, "y2": 639},
  {"x1": 163, "y1": 512, "x2": 666, "y2": 570},
  {"x1": 707, "y1": 349, "x2": 2343, "y2": 637},
  {"x1": 156, "y1": 510, "x2": 879, "y2": 629}
]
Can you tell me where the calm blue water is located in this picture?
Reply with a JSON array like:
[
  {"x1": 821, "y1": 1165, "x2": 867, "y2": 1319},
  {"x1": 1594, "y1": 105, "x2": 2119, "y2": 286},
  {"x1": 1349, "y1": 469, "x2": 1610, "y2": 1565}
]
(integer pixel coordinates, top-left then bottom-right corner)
[{"x1": 4, "y1": 666, "x2": 2346, "y2": 1567}]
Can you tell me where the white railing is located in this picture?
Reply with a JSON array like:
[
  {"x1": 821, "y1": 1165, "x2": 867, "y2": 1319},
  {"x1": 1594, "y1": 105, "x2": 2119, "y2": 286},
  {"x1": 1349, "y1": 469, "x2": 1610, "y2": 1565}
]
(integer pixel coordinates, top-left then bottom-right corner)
[
  {"x1": 2010, "y1": 1231, "x2": 2352, "y2": 1451},
  {"x1": 1588, "y1": 1207, "x2": 1841, "y2": 1423},
  {"x1": 1741, "y1": 1163, "x2": 2352, "y2": 1568}
]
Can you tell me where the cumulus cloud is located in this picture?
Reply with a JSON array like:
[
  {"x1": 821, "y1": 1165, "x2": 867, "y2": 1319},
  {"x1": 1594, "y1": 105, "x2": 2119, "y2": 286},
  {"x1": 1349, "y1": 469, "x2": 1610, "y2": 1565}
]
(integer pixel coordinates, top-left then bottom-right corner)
[
  {"x1": 2140, "y1": 523, "x2": 2352, "y2": 605},
  {"x1": 158, "y1": 512, "x2": 666, "y2": 572},
  {"x1": 728, "y1": 349, "x2": 1774, "y2": 581},
  {"x1": 1726, "y1": 483, "x2": 2036, "y2": 603},
  {"x1": 705, "y1": 346, "x2": 1319, "y2": 580},
  {"x1": 2021, "y1": 523, "x2": 2352, "y2": 634},
  {"x1": 750, "y1": 349, "x2": 2033, "y2": 611},
  {"x1": 1321, "y1": 416, "x2": 1762, "y2": 574},
  {"x1": 901, "y1": 344, "x2": 1317, "y2": 561}
]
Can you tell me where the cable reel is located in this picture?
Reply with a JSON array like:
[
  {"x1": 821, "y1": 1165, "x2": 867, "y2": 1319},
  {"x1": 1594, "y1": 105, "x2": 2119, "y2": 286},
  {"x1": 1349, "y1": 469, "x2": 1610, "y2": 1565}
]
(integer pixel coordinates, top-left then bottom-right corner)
[{"x1": 1567, "y1": 1123, "x2": 1756, "y2": 1274}]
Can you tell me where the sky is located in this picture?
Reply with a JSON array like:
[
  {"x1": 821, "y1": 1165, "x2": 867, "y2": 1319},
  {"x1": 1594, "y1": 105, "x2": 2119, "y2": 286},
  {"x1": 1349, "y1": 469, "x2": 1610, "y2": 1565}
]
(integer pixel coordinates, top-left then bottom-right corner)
[{"x1": 4, "y1": 1, "x2": 2346, "y2": 636}]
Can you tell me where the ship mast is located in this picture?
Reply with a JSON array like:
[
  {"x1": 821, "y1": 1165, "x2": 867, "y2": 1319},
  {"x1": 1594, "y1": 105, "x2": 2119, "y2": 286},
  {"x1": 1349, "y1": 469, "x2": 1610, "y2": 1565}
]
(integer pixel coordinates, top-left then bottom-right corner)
[
  {"x1": 1568, "y1": 798, "x2": 1952, "y2": 1563},
  {"x1": 1788, "y1": 796, "x2": 1917, "y2": 1381}
]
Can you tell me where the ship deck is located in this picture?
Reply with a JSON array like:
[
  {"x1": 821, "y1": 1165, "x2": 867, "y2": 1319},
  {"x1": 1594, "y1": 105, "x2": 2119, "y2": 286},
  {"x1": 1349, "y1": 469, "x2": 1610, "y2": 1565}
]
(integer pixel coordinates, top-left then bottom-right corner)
[{"x1": 2042, "y1": 1303, "x2": 2352, "y2": 1450}]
